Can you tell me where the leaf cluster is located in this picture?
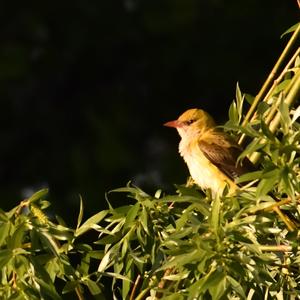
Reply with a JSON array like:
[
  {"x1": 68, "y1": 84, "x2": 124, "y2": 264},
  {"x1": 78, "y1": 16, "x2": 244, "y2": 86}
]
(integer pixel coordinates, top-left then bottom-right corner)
[{"x1": 1, "y1": 23, "x2": 300, "y2": 300}]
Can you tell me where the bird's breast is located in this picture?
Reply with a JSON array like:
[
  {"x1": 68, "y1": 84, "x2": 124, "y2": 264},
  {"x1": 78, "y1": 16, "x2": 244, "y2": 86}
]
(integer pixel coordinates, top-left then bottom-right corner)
[{"x1": 179, "y1": 138, "x2": 235, "y2": 195}]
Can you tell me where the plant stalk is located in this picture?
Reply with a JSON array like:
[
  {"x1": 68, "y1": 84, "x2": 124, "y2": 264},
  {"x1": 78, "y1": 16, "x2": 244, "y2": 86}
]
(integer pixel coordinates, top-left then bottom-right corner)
[
  {"x1": 249, "y1": 69, "x2": 300, "y2": 165},
  {"x1": 239, "y1": 23, "x2": 300, "y2": 145}
]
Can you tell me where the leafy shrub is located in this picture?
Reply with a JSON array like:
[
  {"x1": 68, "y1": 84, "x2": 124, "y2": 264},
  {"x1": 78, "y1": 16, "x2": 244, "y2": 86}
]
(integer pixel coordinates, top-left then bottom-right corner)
[{"x1": 0, "y1": 23, "x2": 299, "y2": 300}]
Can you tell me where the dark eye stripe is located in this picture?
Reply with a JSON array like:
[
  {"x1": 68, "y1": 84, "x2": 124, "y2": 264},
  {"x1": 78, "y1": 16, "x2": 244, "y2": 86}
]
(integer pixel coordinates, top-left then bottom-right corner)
[{"x1": 185, "y1": 119, "x2": 195, "y2": 125}]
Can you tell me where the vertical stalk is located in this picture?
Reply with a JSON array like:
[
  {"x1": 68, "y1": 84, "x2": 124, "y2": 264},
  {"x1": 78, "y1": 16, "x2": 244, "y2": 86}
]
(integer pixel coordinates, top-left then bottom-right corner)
[
  {"x1": 249, "y1": 70, "x2": 300, "y2": 164},
  {"x1": 239, "y1": 23, "x2": 300, "y2": 145}
]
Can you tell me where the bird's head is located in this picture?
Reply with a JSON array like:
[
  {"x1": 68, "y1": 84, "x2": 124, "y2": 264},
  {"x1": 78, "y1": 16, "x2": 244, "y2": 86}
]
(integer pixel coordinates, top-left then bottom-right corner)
[{"x1": 164, "y1": 108, "x2": 216, "y2": 139}]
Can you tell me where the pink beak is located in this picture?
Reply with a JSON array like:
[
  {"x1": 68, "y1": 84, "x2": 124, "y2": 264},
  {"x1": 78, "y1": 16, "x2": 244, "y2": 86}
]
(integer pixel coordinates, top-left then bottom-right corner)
[{"x1": 164, "y1": 120, "x2": 182, "y2": 128}]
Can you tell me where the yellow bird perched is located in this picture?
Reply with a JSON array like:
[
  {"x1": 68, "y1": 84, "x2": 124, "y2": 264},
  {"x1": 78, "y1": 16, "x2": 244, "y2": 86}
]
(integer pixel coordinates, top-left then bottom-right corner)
[
  {"x1": 164, "y1": 108, "x2": 255, "y2": 195},
  {"x1": 164, "y1": 108, "x2": 296, "y2": 231}
]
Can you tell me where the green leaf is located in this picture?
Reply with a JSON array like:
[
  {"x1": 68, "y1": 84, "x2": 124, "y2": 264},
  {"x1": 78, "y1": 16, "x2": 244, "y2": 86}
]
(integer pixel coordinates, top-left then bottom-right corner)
[
  {"x1": 229, "y1": 101, "x2": 238, "y2": 124},
  {"x1": 96, "y1": 232, "x2": 123, "y2": 245},
  {"x1": 280, "y1": 166, "x2": 295, "y2": 198},
  {"x1": 291, "y1": 105, "x2": 300, "y2": 124},
  {"x1": 48, "y1": 224, "x2": 73, "y2": 241},
  {"x1": 0, "y1": 249, "x2": 13, "y2": 269},
  {"x1": 188, "y1": 267, "x2": 218, "y2": 298},
  {"x1": 163, "y1": 271, "x2": 189, "y2": 281},
  {"x1": 34, "y1": 277, "x2": 62, "y2": 300},
  {"x1": 124, "y1": 202, "x2": 140, "y2": 229},
  {"x1": 0, "y1": 208, "x2": 9, "y2": 222},
  {"x1": 37, "y1": 229, "x2": 60, "y2": 257},
  {"x1": 257, "y1": 102, "x2": 270, "y2": 115},
  {"x1": 227, "y1": 275, "x2": 246, "y2": 298},
  {"x1": 98, "y1": 246, "x2": 118, "y2": 272},
  {"x1": 238, "y1": 139, "x2": 265, "y2": 162},
  {"x1": 87, "y1": 250, "x2": 104, "y2": 260},
  {"x1": 279, "y1": 99, "x2": 291, "y2": 133},
  {"x1": 110, "y1": 185, "x2": 150, "y2": 199},
  {"x1": 75, "y1": 210, "x2": 108, "y2": 237},
  {"x1": 45, "y1": 258, "x2": 61, "y2": 282},
  {"x1": 9, "y1": 222, "x2": 29, "y2": 249},
  {"x1": 208, "y1": 272, "x2": 227, "y2": 300},
  {"x1": 84, "y1": 278, "x2": 103, "y2": 296},
  {"x1": 210, "y1": 196, "x2": 221, "y2": 234},
  {"x1": 244, "y1": 93, "x2": 254, "y2": 104},
  {"x1": 140, "y1": 207, "x2": 149, "y2": 235},
  {"x1": 236, "y1": 170, "x2": 262, "y2": 184},
  {"x1": 12, "y1": 255, "x2": 30, "y2": 278},
  {"x1": 235, "y1": 82, "x2": 244, "y2": 122},
  {"x1": 256, "y1": 175, "x2": 279, "y2": 198},
  {"x1": 260, "y1": 119, "x2": 275, "y2": 140},
  {"x1": 280, "y1": 22, "x2": 300, "y2": 38},
  {"x1": 62, "y1": 280, "x2": 79, "y2": 294},
  {"x1": 239, "y1": 123, "x2": 260, "y2": 138},
  {"x1": 0, "y1": 221, "x2": 11, "y2": 247},
  {"x1": 157, "y1": 250, "x2": 200, "y2": 271},
  {"x1": 104, "y1": 271, "x2": 131, "y2": 282},
  {"x1": 62, "y1": 281, "x2": 80, "y2": 294},
  {"x1": 27, "y1": 189, "x2": 49, "y2": 203},
  {"x1": 76, "y1": 196, "x2": 84, "y2": 229},
  {"x1": 272, "y1": 79, "x2": 291, "y2": 95},
  {"x1": 155, "y1": 195, "x2": 202, "y2": 203}
]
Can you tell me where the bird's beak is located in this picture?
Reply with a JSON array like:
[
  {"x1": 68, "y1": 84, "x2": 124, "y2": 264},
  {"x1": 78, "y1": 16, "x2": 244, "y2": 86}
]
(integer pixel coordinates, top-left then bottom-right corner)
[{"x1": 164, "y1": 120, "x2": 182, "y2": 128}]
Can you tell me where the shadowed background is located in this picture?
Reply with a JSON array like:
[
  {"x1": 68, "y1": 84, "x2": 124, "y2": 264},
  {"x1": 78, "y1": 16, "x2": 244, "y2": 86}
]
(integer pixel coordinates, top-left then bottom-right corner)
[{"x1": 1, "y1": 0, "x2": 298, "y2": 222}]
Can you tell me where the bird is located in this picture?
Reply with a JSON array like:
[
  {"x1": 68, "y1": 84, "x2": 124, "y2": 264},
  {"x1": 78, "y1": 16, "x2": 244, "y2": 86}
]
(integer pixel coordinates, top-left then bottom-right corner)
[
  {"x1": 164, "y1": 108, "x2": 296, "y2": 231},
  {"x1": 164, "y1": 108, "x2": 254, "y2": 195}
]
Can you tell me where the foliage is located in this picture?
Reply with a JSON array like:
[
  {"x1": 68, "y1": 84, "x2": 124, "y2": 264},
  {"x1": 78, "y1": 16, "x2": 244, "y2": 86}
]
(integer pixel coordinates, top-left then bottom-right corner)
[{"x1": 1, "y1": 23, "x2": 300, "y2": 300}]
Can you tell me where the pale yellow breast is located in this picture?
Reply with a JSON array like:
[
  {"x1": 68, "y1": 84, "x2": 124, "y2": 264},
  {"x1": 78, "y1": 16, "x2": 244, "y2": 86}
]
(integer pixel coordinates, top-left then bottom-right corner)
[{"x1": 179, "y1": 138, "x2": 235, "y2": 195}]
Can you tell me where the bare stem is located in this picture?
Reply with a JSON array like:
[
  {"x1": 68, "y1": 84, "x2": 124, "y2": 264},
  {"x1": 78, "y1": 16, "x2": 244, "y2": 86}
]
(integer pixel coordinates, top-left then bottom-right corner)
[
  {"x1": 259, "y1": 245, "x2": 294, "y2": 252},
  {"x1": 75, "y1": 286, "x2": 85, "y2": 300},
  {"x1": 249, "y1": 69, "x2": 300, "y2": 165},
  {"x1": 239, "y1": 23, "x2": 300, "y2": 145},
  {"x1": 130, "y1": 274, "x2": 141, "y2": 300}
]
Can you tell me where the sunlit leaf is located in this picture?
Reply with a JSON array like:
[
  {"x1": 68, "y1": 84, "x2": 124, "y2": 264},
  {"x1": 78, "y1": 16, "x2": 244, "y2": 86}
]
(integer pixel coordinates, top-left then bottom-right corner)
[
  {"x1": 272, "y1": 80, "x2": 292, "y2": 96},
  {"x1": 280, "y1": 22, "x2": 300, "y2": 38},
  {"x1": 0, "y1": 221, "x2": 11, "y2": 247},
  {"x1": 75, "y1": 210, "x2": 108, "y2": 237},
  {"x1": 211, "y1": 196, "x2": 221, "y2": 235},
  {"x1": 98, "y1": 246, "x2": 118, "y2": 272},
  {"x1": 76, "y1": 196, "x2": 84, "y2": 229},
  {"x1": 124, "y1": 202, "x2": 140, "y2": 230},
  {"x1": 279, "y1": 99, "x2": 291, "y2": 133},
  {"x1": 37, "y1": 229, "x2": 61, "y2": 257},
  {"x1": 27, "y1": 189, "x2": 49, "y2": 204}
]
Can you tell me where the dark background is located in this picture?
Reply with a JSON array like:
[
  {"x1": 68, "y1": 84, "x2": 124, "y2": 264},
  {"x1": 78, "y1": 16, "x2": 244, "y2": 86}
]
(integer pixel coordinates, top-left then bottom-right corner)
[{"x1": 1, "y1": 0, "x2": 299, "y2": 222}]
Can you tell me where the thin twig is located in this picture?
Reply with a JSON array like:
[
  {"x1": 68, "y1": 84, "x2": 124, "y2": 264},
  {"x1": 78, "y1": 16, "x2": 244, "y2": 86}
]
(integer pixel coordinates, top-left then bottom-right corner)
[
  {"x1": 272, "y1": 206, "x2": 296, "y2": 231},
  {"x1": 130, "y1": 274, "x2": 141, "y2": 300},
  {"x1": 75, "y1": 286, "x2": 85, "y2": 300},
  {"x1": 263, "y1": 198, "x2": 292, "y2": 211},
  {"x1": 259, "y1": 245, "x2": 294, "y2": 252},
  {"x1": 156, "y1": 268, "x2": 173, "y2": 299},
  {"x1": 256, "y1": 47, "x2": 300, "y2": 126}
]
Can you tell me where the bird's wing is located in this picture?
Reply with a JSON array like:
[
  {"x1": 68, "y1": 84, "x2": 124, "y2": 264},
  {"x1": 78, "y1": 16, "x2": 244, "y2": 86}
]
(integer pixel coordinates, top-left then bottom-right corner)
[{"x1": 198, "y1": 131, "x2": 254, "y2": 181}]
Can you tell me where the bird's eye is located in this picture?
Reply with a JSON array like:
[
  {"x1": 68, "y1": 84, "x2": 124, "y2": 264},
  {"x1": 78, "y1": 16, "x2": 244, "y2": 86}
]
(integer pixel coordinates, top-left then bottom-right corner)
[{"x1": 185, "y1": 119, "x2": 195, "y2": 125}]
